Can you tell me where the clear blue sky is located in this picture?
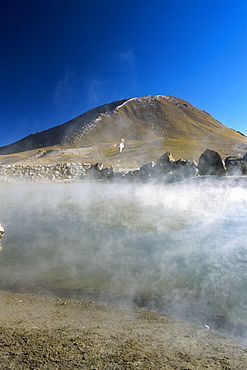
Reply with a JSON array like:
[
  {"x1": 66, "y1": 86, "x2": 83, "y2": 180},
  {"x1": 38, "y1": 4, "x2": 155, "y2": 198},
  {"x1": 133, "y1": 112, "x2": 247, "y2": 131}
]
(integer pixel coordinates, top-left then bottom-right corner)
[{"x1": 1, "y1": 0, "x2": 247, "y2": 147}]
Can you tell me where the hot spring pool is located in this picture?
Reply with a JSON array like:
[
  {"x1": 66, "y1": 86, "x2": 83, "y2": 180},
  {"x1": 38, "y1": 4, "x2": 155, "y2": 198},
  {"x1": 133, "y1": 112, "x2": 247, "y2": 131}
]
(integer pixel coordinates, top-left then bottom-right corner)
[{"x1": 0, "y1": 181, "x2": 247, "y2": 345}]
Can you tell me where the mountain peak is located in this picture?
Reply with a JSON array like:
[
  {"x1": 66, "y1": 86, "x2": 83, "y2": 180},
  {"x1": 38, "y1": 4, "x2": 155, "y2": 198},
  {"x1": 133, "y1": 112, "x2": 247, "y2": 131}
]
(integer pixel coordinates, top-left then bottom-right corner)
[{"x1": 0, "y1": 95, "x2": 247, "y2": 168}]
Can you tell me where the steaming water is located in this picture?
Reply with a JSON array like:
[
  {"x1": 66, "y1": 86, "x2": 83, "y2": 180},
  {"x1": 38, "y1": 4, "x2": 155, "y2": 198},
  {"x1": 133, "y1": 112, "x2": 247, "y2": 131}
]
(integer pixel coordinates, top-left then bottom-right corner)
[{"x1": 1, "y1": 181, "x2": 247, "y2": 345}]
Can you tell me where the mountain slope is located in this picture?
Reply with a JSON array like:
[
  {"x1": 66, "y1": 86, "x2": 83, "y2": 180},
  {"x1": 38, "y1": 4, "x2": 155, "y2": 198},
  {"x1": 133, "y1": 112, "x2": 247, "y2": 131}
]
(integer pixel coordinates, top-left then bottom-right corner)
[
  {"x1": 0, "y1": 99, "x2": 128, "y2": 155},
  {"x1": 0, "y1": 95, "x2": 247, "y2": 167}
]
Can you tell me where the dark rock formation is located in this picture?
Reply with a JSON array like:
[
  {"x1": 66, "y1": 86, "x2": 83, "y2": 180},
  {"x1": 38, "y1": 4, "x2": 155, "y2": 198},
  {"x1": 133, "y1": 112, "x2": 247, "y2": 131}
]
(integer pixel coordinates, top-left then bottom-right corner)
[
  {"x1": 121, "y1": 153, "x2": 197, "y2": 183},
  {"x1": 152, "y1": 151, "x2": 197, "y2": 183},
  {"x1": 139, "y1": 162, "x2": 156, "y2": 179},
  {"x1": 198, "y1": 149, "x2": 225, "y2": 176},
  {"x1": 170, "y1": 159, "x2": 198, "y2": 181},
  {"x1": 225, "y1": 156, "x2": 247, "y2": 175},
  {"x1": 155, "y1": 151, "x2": 174, "y2": 174},
  {"x1": 86, "y1": 163, "x2": 114, "y2": 180}
]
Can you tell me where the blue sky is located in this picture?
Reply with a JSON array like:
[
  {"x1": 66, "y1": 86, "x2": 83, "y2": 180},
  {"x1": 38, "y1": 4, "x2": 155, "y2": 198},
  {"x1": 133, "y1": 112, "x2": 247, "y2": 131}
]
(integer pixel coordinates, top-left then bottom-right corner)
[{"x1": 1, "y1": 0, "x2": 247, "y2": 147}]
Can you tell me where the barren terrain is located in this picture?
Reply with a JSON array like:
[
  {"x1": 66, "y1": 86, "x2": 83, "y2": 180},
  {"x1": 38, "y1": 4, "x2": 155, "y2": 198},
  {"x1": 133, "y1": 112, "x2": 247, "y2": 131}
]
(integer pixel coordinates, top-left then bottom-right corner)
[{"x1": 0, "y1": 291, "x2": 247, "y2": 369}]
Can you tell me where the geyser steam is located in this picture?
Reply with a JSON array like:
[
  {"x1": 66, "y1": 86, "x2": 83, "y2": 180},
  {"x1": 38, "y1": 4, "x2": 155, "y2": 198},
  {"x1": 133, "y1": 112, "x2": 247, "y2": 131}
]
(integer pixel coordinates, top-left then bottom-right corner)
[{"x1": 0, "y1": 181, "x2": 247, "y2": 345}]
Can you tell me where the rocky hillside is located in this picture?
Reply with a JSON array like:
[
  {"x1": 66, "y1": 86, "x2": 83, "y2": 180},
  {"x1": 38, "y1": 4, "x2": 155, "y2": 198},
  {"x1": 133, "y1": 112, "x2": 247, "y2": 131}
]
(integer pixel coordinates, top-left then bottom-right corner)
[{"x1": 0, "y1": 95, "x2": 247, "y2": 168}]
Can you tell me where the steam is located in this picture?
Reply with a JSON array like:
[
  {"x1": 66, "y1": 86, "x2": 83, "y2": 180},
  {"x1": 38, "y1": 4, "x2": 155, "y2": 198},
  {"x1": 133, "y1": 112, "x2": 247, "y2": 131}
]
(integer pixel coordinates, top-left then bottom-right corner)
[{"x1": 0, "y1": 181, "x2": 247, "y2": 345}]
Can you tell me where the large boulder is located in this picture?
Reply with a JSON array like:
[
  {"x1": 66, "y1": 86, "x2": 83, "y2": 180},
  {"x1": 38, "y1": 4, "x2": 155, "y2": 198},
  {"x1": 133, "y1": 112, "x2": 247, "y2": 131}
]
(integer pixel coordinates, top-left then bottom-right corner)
[
  {"x1": 139, "y1": 162, "x2": 155, "y2": 179},
  {"x1": 171, "y1": 159, "x2": 198, "y2": 180},
  {"x1": 154, "y1": 152, "x2": 198, "y2": 182},
  {"x1": 225, "y1": 156, "x2": 247, "y2": 175},
  {"x1": 198, "y1": 149, "x2": 225, "y2": 176},
  {"x1": 85, "y1": 163, "x2": 114, "y2": 180},
  {"x1": 85, "y1": 163, "x2": 104, "y2": 179},
  {"x1": 155, "y1": 151, "x2": 174, "y2": 174}
]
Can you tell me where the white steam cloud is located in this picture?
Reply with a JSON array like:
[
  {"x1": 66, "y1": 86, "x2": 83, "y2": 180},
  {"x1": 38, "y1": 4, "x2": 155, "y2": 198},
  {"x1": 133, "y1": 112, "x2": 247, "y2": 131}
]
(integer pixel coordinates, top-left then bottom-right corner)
[{"x1": 0, "y1": 181, "x2": 247, "y2": 345}]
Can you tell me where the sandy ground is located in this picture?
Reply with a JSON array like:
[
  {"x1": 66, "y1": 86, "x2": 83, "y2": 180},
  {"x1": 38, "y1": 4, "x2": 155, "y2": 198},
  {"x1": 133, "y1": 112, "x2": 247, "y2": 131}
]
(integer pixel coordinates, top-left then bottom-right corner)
[{"x1": 0, "y1": 291, "x2": 247, "y2": 369}]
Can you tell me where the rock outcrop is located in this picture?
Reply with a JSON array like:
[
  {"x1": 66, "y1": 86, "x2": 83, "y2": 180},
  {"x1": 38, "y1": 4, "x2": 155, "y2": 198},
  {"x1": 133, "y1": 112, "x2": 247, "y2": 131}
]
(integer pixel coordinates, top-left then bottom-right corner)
[
  {"x1": 121, "y1": 152, "x2": 198, "y2": 183},
  {"x1": 155, "y1": 151, "x2": 175, "y2": 174},
  {"x1": 225, "y1": 156, "x2": 247, "y2": 176},
  {"x1": 86, "y1": 163, "x2": 114, "y2": 180},
  {"x1": 152, "y1": 151, "x2": 198, "y2": 182},
  {"x1": 198, "y1": 149, "x2": 226, "y2": 176}
]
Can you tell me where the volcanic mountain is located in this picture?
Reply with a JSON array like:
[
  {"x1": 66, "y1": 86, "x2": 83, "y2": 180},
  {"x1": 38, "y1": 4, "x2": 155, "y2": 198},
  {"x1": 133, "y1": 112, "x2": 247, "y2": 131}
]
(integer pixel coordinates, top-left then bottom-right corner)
[{"x1": 1, "y1": 95, "x2": 247, "y2": 167}]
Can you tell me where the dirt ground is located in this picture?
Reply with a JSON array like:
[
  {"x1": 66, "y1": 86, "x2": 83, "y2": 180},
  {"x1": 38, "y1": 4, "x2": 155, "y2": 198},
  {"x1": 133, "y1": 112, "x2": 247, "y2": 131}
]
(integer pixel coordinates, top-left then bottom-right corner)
[{"x1": 0, "y1": 291, "x2": 247, "y2": 369}]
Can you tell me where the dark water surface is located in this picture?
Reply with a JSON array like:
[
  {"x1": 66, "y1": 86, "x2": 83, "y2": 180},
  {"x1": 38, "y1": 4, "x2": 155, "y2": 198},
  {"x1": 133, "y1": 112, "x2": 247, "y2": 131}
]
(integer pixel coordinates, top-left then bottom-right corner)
[{"x1": 1, "y1": 181, "x2": 247, "y2": 345}]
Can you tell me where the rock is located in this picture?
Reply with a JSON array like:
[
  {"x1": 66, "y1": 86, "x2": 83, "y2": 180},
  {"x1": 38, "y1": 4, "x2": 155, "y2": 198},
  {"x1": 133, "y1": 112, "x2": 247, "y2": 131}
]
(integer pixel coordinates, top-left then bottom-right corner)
[
  {"x1": 85, "y1": 163, "x2": 114, "y2": 180},
  {"x1": 100, "y1": 166, "x2": 114, "y2": 179},
  {"x1": 154, "y1": 152, "x2": 198, "y2": 182},
  {"x1": 0, "y1": 223, "x2": 4, "y2": 251},
  {"x1": 155, "y1": 151, "x2": 174, "y2": 174},
  {"x1": 170, "y1": 159, "x2": 198, "y2": 181},
  {"x1": 139, "y1": 162, "x2": 155, "y2": 178},
  {"x1": 112, "y1": 172, "x2": 126, "y2": 181},
  {"x1": 85, "y1": 163, "x2": 104, "y2": 179},
  {"x1": 0, "y1": 163, "x2": 87, "y2": 182},
  {"x1": 225, "y1": 156, "x2": 247, "y2": 176},
  {"x1": 198, "y1": 149, "x2": 226, "y2": 176},
  {"x1": 124, "y1": 169, "x2": 141, "y2": 182},
  {"x1": 0, "y1": 224, "x2": 4, "y2": 236},
  {"x1": 127, "y1": 154, "x2": 197, "y2": 183}
]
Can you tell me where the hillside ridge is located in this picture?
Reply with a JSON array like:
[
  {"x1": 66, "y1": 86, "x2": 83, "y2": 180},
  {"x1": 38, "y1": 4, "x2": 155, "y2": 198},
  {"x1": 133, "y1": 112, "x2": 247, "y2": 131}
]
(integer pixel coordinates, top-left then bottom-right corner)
[
  {"x1": 0, "y1": 98, "x2": 129, "y2": 155},
  {"x1": 0, "y1": 95, "x2": 247, "y2": 167}
]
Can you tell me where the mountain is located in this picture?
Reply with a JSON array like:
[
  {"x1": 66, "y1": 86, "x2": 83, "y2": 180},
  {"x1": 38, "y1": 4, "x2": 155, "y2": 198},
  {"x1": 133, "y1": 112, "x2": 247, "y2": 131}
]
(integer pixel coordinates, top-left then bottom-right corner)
[{"x1": 0, "y1": 95, "x2": 247, "y2": 168}]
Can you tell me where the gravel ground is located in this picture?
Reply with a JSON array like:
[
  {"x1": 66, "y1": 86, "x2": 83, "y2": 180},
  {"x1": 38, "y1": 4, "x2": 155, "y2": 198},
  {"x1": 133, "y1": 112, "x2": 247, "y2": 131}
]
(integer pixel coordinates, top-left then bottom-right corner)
[{"x1": 0, "y1": 291, "x2": 247, "y2": 369}]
